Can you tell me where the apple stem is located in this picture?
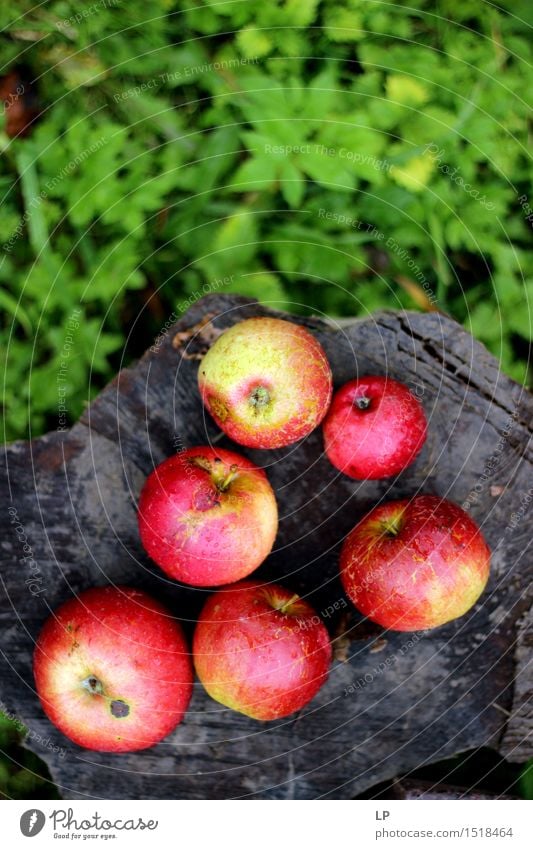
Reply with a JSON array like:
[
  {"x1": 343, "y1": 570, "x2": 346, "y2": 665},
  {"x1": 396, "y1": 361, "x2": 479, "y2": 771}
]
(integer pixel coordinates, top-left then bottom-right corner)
[
  {"x1": 354, "y1": 396, "x2": 371, "y2": 411},
  {"x1": 279, "y1": 593, "x2": 300, "y2": 614},
  {"x1": 217, "y1": 464, "x2": 238, "y2": 492},
  {"x1": 380, "y1": 515, "x2": 404, "y2": 538},
  {"x1": 81, "y1": 675, "x2": 103, "y2": 696}
]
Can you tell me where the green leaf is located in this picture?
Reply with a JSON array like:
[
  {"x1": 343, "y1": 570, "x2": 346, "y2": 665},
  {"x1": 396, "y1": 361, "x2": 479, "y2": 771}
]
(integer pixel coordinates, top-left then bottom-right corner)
[
  {"x1": 519, "y1": 760, "x2": 533, "y2": 800},
  {"x1": 15, "y1": 148, "x2": 50, "y2": 260},
  {"x1": 386, "y1": 74, "x2": 430, "y2": 106},
  {"x1": 232, "y1": 155, "x2": 278, "y2": 190},
  {"x1": 390, "y1": 154, "x2": 435, "y2": 192},
  {"x1": 280, "y1": 161, "x2": 305, "y2": 207},
  {"x1": 236, "y1": 26, "x2": 273, "y2": 59},
  {"x1": 226, "y1": 271, "x2": 289, "y2": 309},
  {"x1": 324, "y1": 8, "x2": 363, "y2": 42},
  {"x1": 198, "y1": 209, "x2": 259, "y2": 280},
  {"x1": 0, "y1": 289, "x2": 32, "y2": 335},
  {"x1": 0, "y1": 711, "x2": 24, "y2": 747},
  {"x1": 282, "y1": 0, "x2": 320, "y2": 27},
  {"x1": 304, "y1": 67, "x2": 340, "y2": 120},
  {"x1": 297, "y1": 151, "x2": 354, "y2": 191}
]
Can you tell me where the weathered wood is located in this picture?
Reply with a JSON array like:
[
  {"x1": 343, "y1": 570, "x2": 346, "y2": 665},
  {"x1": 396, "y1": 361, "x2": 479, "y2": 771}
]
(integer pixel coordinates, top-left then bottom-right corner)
[
  {"x1": 501, "y1": 607, "x2": 533, "y2": 762},
  {"x1": 387, "y1": 780, "x2": 518, "y2": 801},
  {"x1": 0, "y1": 294, "x2": 531, "y2": 800}
]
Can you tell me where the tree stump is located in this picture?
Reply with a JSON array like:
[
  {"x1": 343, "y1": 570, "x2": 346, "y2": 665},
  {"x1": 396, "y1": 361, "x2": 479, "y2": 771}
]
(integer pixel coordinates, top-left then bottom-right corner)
[{"x1": 1, "y1": 295, "x2": 531, "y2": 800}]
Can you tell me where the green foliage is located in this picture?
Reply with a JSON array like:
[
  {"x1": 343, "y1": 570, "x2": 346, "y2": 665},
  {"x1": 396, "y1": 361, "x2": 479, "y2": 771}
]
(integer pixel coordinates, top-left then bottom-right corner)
[
  {"x1": 519, "y1": 759, "x2": 533, "y2": 800},
  {"x1": 0, "y1": 0, "x2": 531, "y2": 446},
  {"x1": 0, "y1": 712, "x2": 59, "y2": 799}
]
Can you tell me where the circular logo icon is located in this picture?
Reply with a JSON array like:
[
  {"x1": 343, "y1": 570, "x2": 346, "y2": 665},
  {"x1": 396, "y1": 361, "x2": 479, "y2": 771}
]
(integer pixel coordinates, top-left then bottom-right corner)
[{"x1": 20, "y1": 809, "x2": 46, "y2": 837}]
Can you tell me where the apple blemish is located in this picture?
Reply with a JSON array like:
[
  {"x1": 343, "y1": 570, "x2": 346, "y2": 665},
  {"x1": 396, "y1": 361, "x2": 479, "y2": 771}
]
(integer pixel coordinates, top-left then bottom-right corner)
[{"x1": 110, "y1": 700, "x2": 130, "y2": 718}]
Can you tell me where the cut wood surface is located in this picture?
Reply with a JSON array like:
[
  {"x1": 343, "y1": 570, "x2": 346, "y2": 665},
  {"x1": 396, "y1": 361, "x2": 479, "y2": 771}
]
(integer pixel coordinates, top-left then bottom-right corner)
[{"x1": 1, "y1": 295, "x2": 531, "y2": 800}]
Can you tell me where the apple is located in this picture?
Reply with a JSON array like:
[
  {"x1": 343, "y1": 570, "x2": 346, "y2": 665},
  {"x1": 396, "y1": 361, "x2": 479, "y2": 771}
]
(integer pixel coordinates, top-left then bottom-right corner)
[
  {"x1": 138, "y1": 446, "x2": 278, "y2": 586},
  {"x1": 198, "y1": 317, "x2": 333, "y2": 449},
  {"x1": 323, "y1": 375, "x2": 427, "y2": 479},
  {"x1": 340, "y1": 495, "x2": 491, "y2": 631},
  {"x1": 33, "y1": 586, "x2": 193, "y2": 752},
  {"x1": 193, "y1": 580, "x2": 332, "y2": 720}
]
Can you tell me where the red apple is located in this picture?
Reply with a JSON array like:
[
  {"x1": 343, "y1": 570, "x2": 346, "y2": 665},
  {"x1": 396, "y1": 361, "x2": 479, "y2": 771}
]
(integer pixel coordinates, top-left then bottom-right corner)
[
  {"x1": 323, "y1": 375, "x2": 427, "y2": 479},
  {"x1": 198, "y1": 317, "x2": 333, "y2": 449},
  {"x1": 340, "y1": 495, "x2": 491, "y2": 631},
  {"x1": 138, "y1": 447, "x2": 278, "y2": 586},
  {"x1": 193, "y1": 580, "x2": 332, "y2": 720},
  {"x1": 34, "y1": 586, "x2": 193, "y2": 752}
]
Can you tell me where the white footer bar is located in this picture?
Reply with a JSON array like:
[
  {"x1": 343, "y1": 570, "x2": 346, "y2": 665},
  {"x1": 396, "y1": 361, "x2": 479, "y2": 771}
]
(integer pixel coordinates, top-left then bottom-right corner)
[{"x1": 3, "y1": 799, "x2": 532, "y2": 848}]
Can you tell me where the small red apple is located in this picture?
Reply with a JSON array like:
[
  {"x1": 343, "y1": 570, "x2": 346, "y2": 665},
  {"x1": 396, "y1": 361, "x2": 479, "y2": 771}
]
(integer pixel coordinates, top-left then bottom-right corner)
[
  {"x1": 198, "y1": 317, "x2": 333, "y2": 449},
  {"x1": 340, "y1": 495, "x2": 491, "y2": 631},
  {"x1": 323, "y1": 375, "x2": 427, "y2": 479},
  {"x1": 193, "y1": 580, "x2": 332, "y2": 720},
  {"x1": 138, "y1": 447, "x2": 278, "y2": 586},
  {"x1": 34, "y1": 586, "x2": 193, "y2": 752}
]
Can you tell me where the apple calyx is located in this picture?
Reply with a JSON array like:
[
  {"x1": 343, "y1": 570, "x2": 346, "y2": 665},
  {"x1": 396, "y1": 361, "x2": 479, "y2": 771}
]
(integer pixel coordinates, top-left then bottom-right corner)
[
  {"x1": 81, "y1": 675, "x2": 103, "y2": 695},
  {"x1": 249, "y1": 385, "x2": 271, "y2": 412},
  {"x1": 354, "y1": 396, "x2": 372, "y2": 411}
]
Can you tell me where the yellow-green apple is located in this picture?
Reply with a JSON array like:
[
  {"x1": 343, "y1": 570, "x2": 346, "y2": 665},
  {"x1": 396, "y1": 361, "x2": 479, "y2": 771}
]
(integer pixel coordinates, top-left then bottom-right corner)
[
  {"x1": 198, "y1": 317, "x2": 333, "y2": 449},
  {"x1": 340, "y1": 495, "x2": 491, "y2": 631},
  {"x1": 193, "y1": 580, "x2": 332, "y2": 720},
  {"x1": 323, "y1": 375, "x2": 427, "y2": 479},
  {"x1": 33, "y1": 586, "x2": 193, "y2": 752},
  {"x1": 138, "y1": 446, "x2": 278, "y2": 586}
]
